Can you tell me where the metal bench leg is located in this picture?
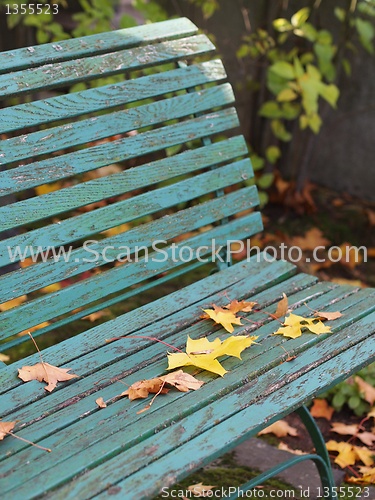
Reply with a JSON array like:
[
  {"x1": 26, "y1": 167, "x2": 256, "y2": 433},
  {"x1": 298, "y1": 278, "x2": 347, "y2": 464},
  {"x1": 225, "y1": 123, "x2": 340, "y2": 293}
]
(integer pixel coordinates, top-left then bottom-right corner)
[
  {"x1": 296, "y1": 405, "x2": 336, "y2": 495},
  {"x1": 227, "y1": 405, "x2": 336, "y2": 500}
]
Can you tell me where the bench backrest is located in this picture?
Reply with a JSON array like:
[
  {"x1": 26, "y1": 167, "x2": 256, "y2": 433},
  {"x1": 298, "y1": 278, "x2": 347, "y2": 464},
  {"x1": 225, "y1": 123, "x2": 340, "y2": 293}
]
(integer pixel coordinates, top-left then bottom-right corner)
[{"x1": 0, "y1": 18, "x2": 262, "y2": 360}]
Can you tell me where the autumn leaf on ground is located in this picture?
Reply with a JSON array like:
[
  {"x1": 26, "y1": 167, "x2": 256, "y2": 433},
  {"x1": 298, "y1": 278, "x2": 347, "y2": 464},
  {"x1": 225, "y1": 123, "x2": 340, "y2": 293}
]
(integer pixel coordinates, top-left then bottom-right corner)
[
  {"x1": 187, "y1": 482, "x2": 215, "y2": 496},
  {"x1": 289, "y1": 228, "x2": 330, "y2": 251},
  {"x1": 0, "y1": 421, "x2": 16, "y2": 440},
  {"x1": 310, "y1": 398, "x2": 334, "y2": 420},
  {"x1": 278, "y1": 442, "x2": 306, "y2": 455},
  {"x1": 202, "y1": 304, "x2": 243, "y2": 333},
  {"x1": 355, "y1": 376, "x2": 375, "y2": 406},
  {"x1": 167, "y1": 335, "x2": 258, "y2": 376},
  {"x1": 275, "y1": 293, "x2": 288, "y2": 318},
  {"x1": 367, "y1": 407, "x2": 375, "y2": 419},
  {"x1": 223, "y1": 300, "x2": 257, "y2": 314},
  {"x1": 18, "y1": 362, "x2": 78, "y2": 392},
  {"x1": 347, "y1": 466, "x2": 375, "y2": 484},
  {"x1": 95, "y1": 397, "x2": 107, "y2": 409},
  {"x1": 274, "y1": 313, "x2": 331, "y2": 339},
  {"x1": 82, "y1": 310, "x2": 110, "y2": 322},
  {"x1": 258, "y1": 420, "x2": 299, "y2": 438},
  {"x1": 331, "y1": 422, "x2": 375, "y2": 447},
  {"x1": 326, "y1": 440, "x2": 374, "y2": 468},
  {"x1": 0, "y1": 353, "x2": 10, "y2": 363},
  {"x1": 17, "y1": 321, "x2": 51, "y2": 337},
  {"x1": 0, "y1": 295, "x2": 27, "y2": 312}
]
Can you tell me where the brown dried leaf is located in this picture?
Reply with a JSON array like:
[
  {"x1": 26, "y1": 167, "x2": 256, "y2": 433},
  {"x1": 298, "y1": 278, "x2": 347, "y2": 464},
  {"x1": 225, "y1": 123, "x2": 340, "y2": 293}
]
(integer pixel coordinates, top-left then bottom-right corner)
[
  {"x1": 160, "y1": 370, "x2": 204, "y2": 392},
  {"x1": 289, "y1": 228, "x2": 330, "y2": 251},
  {"x1": 313, "y1": 310, "x2": 343, "y2": 321},
  {"x1": 18, "y1": 362, "x2": 78, "y2": 392},
  {"x1": 355, "y1": 376, "x2": 375, "y2": 406},
  {"x1": 310, "y1": 398, "x2": 334, "y2": 420},
  {"x1": 258, "y1": 420, "x2": 299, "y2": 438},
  {"x1": 187, "y1": 482, "x2": 215, "y2": 496},
  {"x1": 0, "y1": 421, "x2": 16, "y2": 440},
  {"x1": 277, "y1": 442, "x2": 306, "y2": 455},
  {"x1": 95, "y1": 397, "x2": 107, "y2": 409},
  {"x1": 275, "y1": 293, "x2": 288, "y2": 318},
  {"x1": 224, "y1": 300, "x2": 257, "y2": 313},
  {"x1": 121, "y1": 378, "x2": 168, "y2": 401},
  {"x1": 347, "y1": 466, "x2": 375, "y2": 484}
]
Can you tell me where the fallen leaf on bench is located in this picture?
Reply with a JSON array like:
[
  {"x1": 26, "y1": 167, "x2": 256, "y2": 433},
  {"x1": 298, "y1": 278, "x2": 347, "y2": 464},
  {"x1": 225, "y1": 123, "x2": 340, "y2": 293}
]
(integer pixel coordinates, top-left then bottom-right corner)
[
  {"x1": 347, "y1": 466, "x2": 375, "y2": 484},
  {"x1": 355, "y1": 376, "x2": 375, "y2": 406},
  {"x1": 258, "y1": 420, "x2": 298, "y2": 438},
  {"x1": 274, "y1": 293, "x2": 289, "y2": 318},
  {"x1": 326, "y1": 440, "x2": 374, "y2": 468},
  {"x1": 167, "y1": 335, "x2": 258, "y2": 376},
  {"x1": 0, "y1": 421, "x2": 16, "y2": 440},
  {"x1": 95, "y1": 397, "x2": 107, "y2": 409},
  {"x1": 223, "y1": 300, "x2": 257, "y2": 314},
  {"x1": 331, "y1": 422, "x2": 375, "y2": 447},
  {"x1": 273, "y1": 313, "x2": 331, "y2": 339},
  {"x1": 313, "y1": 310, "x2": 343, "y2": 321},
  {"x1": 187, "y1": 482, "x2": 215, "y2": 496},
  {"x1": 18, "y1": 362, "x2": 78, "y2": 392},
  {"x1": 122, "y1": 378, "x2": 168, "y2": 401},
  {"x1": 310, "y1": 398, "x2": 334, "y2": 420},
  {"x1": 160, "y1": 370, "x2": 204, "y2": 392},
  {"x1": 122, "y1": 371, "x2": 204, "y2": 401},
  {"x1": 202, "y1": 305, "x2": 243, "y2": 333}
]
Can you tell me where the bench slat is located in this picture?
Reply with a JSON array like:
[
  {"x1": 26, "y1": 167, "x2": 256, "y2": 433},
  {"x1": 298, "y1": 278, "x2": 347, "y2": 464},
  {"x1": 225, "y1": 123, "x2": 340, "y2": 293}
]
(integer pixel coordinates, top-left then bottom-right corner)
[
  {"x1": 0, "y1": 18, "x2": 198, "y2": 73},
  {"x1": 0, "y1": 108, "x2": 238, "y2": 203},
  {"x1": 0, "y1": 35, "x2": 214, "y2": 98},
  {"x1": 1, "y1": 83, "x2": 234, "y2": 166},
  {"x1": 0, "y1": 60, "x2": 227, "y2": 134}
]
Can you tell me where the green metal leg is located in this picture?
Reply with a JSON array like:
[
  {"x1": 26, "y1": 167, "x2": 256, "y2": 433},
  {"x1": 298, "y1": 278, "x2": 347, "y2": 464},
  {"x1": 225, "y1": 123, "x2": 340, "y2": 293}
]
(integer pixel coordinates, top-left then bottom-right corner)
[
  {"x1": 296, "y1": 405, "x2": 336, "y2": 494},
  {"x1": 228, "y1": 405, "x2": 336, "y2": 500}
]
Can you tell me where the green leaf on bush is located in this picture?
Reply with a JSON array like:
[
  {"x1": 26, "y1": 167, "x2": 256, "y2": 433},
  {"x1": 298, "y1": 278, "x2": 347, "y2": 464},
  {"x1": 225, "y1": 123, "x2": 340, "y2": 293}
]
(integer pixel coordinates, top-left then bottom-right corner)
[
  {"x1": 277, "y1": 88, "x2": 298, "y2": 102},
  {"x1": 259, "y1": 101, "x2": 283, "y2": 119},
  {"x1": 271, "y1": 119, "x2": 292, "y2": 142},
  {"x1": 269, "y1": 61, "x2": 295, "y2": 79},
  {"x1": 257, "y1": 173, "x2": 274, "y2": 189},
  {"x1": 291, "y1": 7, "x2": 310, "y2": 28},
  {"x1": 265, "y1": 146, "x2": 281, "y2": 164},
  {"x1": 250, "y1": 153, "x2": 265, "y2": 171},
  {"x1": 318, "y1": 83, "x2": 339, "y2": 108},
  {"x1": 273, "y1": 18, "x2": 293, "y2": 32},
  {"x1": 281, "y1": 102, "x2": 300, "y2": 120},
  {"x1": 293, "y1": 22, "x2": 317, "y2": 42},
  {"x1": 334, "y1": 7, "x2": 346, "y2": 22},
  {"x1": 355, "y1": 18, "x2": 375, "y2": 54}
]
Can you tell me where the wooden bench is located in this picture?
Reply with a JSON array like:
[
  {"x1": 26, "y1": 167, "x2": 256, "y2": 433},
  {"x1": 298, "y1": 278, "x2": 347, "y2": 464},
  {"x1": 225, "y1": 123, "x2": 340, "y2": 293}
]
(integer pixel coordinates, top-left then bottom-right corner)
[{"x1": 0, "y1": 17, "x2": 374, "y2": 499}]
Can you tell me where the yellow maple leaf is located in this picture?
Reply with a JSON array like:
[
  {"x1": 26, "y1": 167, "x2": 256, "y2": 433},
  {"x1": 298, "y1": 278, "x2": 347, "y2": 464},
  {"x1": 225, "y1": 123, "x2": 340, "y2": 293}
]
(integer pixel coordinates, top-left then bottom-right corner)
[
  {"x1": 258, "y1": 420, "x2": 299, "y2": 438},
  {"x1": 326, "y1": 440, "x2": 374, "y2": 468},
  {"x1": 167, "y1": 334, "x2": 258, "y2": 376},
  {"x1": 274, "y1": 313, "x2": 331, "y2": 338},
  {"x1": 202, "y1": 305, "x2": 243, "y2": 333},
  {"x1": 347, "y1": 466, "x2": 375, "y2": 484}
]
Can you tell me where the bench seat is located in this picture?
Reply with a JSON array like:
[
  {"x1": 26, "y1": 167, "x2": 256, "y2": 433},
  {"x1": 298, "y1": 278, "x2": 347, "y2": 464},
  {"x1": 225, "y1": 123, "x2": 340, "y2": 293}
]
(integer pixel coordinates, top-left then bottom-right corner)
[{"x1": 1, "y1": 256, "x2": 374, "y2": 498}]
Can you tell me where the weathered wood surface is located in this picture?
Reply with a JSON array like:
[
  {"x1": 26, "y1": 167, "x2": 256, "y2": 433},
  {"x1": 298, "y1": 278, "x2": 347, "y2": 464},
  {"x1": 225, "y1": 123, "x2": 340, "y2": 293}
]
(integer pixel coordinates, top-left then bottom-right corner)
[{"x1": 0, "y1": 17, "x2": 374, "y2": 499}]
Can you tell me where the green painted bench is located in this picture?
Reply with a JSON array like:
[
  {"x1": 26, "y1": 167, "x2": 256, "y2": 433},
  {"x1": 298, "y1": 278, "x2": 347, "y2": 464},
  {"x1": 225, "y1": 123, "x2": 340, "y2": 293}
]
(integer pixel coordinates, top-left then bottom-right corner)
[{"x1": 0, "y1": 17, "x2": 374, "y2": 499}]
